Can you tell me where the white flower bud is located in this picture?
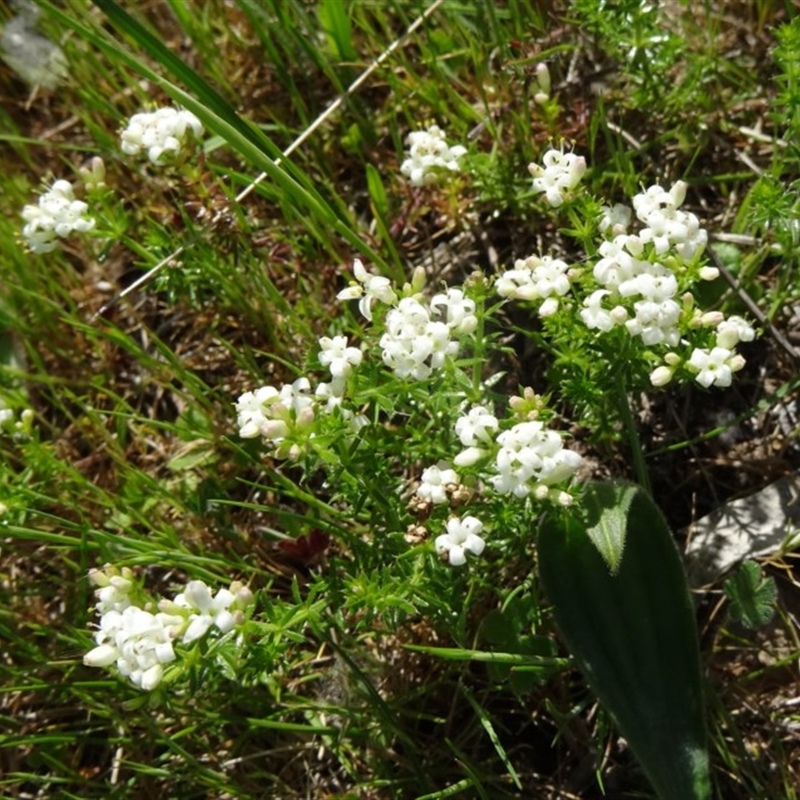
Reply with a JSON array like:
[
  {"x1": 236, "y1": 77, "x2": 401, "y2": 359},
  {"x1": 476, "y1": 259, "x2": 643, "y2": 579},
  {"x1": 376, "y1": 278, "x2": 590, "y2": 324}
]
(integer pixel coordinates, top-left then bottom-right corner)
[
  {"x1": 535, "y1": 62, "x2": 551, "y2": 95},
  {"x1": 649, "y1": 366, "x2": 674, "y2": 387},
  {"x1": 700, "y1": 311, "x2": 724, "y2": 327},
  {"x1": 699, "y1": 266, "x2": 720, "y2": 281},
  {"x1": 610, "y1": 305, "x2": 628, "y2": 323},
  {"x1": 454, "y1": 446, "x2": 486, "y2": 467},
  {"x1": 83, "y1": 644, "x2": 119, "y2": 668}
]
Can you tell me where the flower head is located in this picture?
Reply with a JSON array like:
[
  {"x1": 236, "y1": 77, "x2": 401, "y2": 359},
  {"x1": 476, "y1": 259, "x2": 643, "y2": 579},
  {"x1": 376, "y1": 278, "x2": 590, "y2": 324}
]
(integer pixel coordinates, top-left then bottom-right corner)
[
  {"x1": 380, "y1": 297, "x2": 458, "y2": 380},
  {"x1": 435, "y1": 515, "x2": 485, "y2": 566},
  {"x1": 318, "y1": 335, "x2": 362, "y2": 382},
  {"x1": 21, "y1": 179, "x2": 95, "y2": 253},
  {"x1": 687, "y1": 346, "x2": 745, "y2": 388},
  {"x1": 528, "y1": 148, "x2": 586, "y2": 207},
  {"x1": 337, "y1": 259, "x2": 397, "y2": 321},
  {"x1": 121, "y1": 107, "x2": 203, "y2": 164},
  {"x1": 416, "y1": 464, "x2": 460, "y2": 505},
  {"x1": 400, "y1": 125, "x2": 467, "y2": 187}
]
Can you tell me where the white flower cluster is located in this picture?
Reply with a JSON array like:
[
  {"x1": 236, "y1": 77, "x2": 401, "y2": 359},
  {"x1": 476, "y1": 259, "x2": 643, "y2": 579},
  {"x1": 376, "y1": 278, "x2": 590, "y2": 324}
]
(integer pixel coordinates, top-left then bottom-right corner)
[
  {"x1": 21, "y1": 179, "x2": 95, "y2": 253},
  {"x1": 492, "y1": 421, "x2": 583, "y2": 498},
  {"x1": 416, "y1": 463, "x2": 460, "y2": 505},
  {"x1": 120, "y1": 107, "x2": 204, "y2": 165},
  {"x1": 400, "y1": 124, "x2": 467, "y2": 187},
  {"x1": 415, "y1": 397, "x2": 582, "y2": 567},
  {"x1": 495, "y1": 254, "x2": 572, "y2": 317},
  {"x1": 528, "y1": 147, "x2": 587, "y2": 207},
  {"x1": 498, "y1": 168, "x2": 756, "y2": 390},
  {"x1": 337, "y1": 260, "x2": 477, "y2": 381},
  {"x1": 683, "y1": 314, "x2": 754, "y2": 388},
  {"x1": 381, "y1": 297, "x2": 460, "y2": 380},
  {"x1": 236, "y1": 333, "x2": 367, "y2": 457},
  {"x1": 83, "y1": 566, "x2": 253, "y2": 691},
  {"x1": 453, "y1": 404, "x2": 581, "y2": 500}
]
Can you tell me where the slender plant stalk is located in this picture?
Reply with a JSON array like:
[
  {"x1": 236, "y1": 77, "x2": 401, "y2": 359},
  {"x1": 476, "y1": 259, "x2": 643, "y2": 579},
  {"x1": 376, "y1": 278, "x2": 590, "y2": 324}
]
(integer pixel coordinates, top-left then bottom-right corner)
[{"x1": 615, "y1": 375, "x2": 652, "y2": 495}]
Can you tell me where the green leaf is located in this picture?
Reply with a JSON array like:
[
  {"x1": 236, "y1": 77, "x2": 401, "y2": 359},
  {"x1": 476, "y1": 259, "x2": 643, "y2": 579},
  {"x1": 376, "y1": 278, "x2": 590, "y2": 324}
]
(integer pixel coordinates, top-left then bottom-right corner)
[
  {"x1": 538, "y1": 480, "x2": 710, "y2": 800},
  {"x1": 724, "y1": 560, "x2": 778, "y2": 630},
  {"x1": 318, "y1": 0, "x2": 357, "y2": 63},
  {"x1": 583, "y1": 481, "x2": 636, "y2": 574}
]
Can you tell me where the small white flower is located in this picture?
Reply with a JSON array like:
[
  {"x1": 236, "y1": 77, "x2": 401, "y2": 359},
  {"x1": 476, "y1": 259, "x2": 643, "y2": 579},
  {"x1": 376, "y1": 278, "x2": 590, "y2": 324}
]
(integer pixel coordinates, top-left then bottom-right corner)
[
  {"x1": 687, "y1": 346, "x2": 743, "y2": 388},
  {"x1": 715, "y1": 316, "x2": 755, "y2": 350},
  {"x1": 430, "y1": 288, "x2": 478, "y2": 334},
  {"x1": 400, "y1": 125, "x2": 467, "y2": 186},
  {"x1": 455, "y1": 405, "x2": 499, "y2": 448},
  {"x1": 336, "y1": 259, "x2": 397, "y2": 321},
  {"x1": 21, "y1": 179, "x2": 95, "y2": 253},
  {"x1": 528, "y1": 148, "x2": 586, "y2": 207},
  {"x1": 599, "y1": 203, "x2": 632, "y2": 237},
  {"x1": 172, "y1": 580, "x2": 238, "y2": 644},
  {"x1": 580, "y1": 289, "x2": 615, "y2": 332},
  {"x1": 416, "y1": 464, "x2": 460, "y2": 505},
  {"x1": 318, "y1": 335, "x2": 362, "y2": 380},
  {"x1": 121, "y1": 107, "x2": 203, "y2": 164},
  {"x1": 435, "y1": 515, "x2": 485, "y2": 566}
]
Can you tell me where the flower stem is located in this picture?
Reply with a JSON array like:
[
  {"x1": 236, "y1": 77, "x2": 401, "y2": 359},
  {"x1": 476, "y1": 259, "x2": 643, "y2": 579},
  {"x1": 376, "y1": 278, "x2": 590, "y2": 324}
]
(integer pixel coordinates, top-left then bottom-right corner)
[
  {"x1": 616, "y1": 376, "x2": 652, "y2": 494},
  {"x1": 472, "y1": 295, "x2": 486, "y2": 396}
]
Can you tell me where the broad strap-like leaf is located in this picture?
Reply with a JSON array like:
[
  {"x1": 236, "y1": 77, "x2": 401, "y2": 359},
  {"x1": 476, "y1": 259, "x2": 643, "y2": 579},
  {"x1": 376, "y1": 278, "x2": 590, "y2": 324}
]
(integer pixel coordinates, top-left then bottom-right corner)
[{"x1": 538, "y1": 480, "x2": 710, "y2": 800}]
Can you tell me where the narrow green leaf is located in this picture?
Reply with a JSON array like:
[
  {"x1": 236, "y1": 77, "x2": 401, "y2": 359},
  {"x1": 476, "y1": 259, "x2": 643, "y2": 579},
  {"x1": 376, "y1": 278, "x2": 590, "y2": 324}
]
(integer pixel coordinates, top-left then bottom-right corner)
[
  {"x1": 461, "y1": 686, "x2": 522, "y2": 790},
  {"x1": 403, "y1": 644, "x2": 568, "y2": 668},
  {"x1": 318, "y1": 0, "x2": 357, "y2": 63}
]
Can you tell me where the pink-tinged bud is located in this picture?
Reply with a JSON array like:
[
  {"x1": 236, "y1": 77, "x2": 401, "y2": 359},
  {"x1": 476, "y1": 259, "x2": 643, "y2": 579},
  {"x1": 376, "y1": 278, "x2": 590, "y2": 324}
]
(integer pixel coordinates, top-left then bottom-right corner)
[
  {"x1": 700, "y1": 311, "x2": 724, "y2": 327},
  {"x1": 262, "y1": 419, "x2": 289, "y2": 440},
  {"x1": 555, "y1": 490, "x2": 574, "y2": 507},
  {"x1": 625, "y1": 235, "x2": 644, "y2": 257},
  {"x1": 610, "y1": 305, "x2": 628, "y2": 324},
  {"x1": 296, "y1": 406, "x2": 316, "y2": 429}
]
